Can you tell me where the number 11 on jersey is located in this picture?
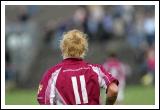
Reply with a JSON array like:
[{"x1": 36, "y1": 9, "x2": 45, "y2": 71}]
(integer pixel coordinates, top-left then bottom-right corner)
[{"x1": 71, "y1": 75, "x2": 88, "y2": 104}]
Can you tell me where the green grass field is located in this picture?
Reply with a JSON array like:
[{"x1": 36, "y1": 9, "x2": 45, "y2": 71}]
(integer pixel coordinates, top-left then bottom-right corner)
[
  {"x1": 5, "y1": 85, "x2": 155, "y2": 105},
  {"x1": 100, "y1": 85, "x2": 155, "y2": 105}
]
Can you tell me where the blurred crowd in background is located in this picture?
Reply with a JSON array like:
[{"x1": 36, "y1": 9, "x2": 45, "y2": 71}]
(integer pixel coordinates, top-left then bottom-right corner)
[{"x1": 5, "y1": 5, "x2": 155, "y2": 90}]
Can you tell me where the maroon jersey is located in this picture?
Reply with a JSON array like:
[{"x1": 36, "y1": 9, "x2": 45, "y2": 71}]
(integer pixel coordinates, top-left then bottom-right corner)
[
  {"x1": 37, "y1": 58, "x2": 118, "y2": 105},
  {"x1": 103, "y1": 58, "x2": 126, "y2": 82}
]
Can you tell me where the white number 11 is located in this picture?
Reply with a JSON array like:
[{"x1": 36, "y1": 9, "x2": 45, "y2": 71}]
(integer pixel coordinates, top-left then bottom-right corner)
[{"x1": 71, "y1": 75, "x2": 88, "y2": 104}]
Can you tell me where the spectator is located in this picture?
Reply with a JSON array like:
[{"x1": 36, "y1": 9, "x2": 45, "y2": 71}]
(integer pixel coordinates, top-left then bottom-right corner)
[{"x1": 141, "y1": 45, "x2": 155, "y2": 86}]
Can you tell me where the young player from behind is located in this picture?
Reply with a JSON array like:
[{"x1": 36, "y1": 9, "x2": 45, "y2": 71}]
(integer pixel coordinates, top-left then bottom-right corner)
[
  {"x1": 37, "y1": 29, "x2": 119, "y2": 105},
  {"x1": 103, "y1": 52, "x2": 128, "y2": 104}
]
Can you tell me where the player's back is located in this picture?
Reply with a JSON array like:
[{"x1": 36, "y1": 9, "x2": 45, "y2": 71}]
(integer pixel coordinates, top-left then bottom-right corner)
[
  {"x1": 37, "y1": 58, "x2": 118, "y2": 105},
  {"x1": 52, "y1": 58, "x2": 100, "y2": 105},
  {"x1": 56, "y1": 58, "x2": 100, "y2": 105}
]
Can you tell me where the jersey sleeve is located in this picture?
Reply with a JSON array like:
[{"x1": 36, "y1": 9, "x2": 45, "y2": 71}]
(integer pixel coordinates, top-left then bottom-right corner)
[
  {"x1": 99, "y1": 65, "x2": 119, "y2": 93},
  {"x1": 37, "y1": 69, "x2": 52, "y2": 105}
]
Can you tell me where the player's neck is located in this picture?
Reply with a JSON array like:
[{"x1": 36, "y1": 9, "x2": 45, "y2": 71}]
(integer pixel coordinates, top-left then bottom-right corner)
[{"x1": 63, "y1": 56, "x2": 82, "y2": 60}]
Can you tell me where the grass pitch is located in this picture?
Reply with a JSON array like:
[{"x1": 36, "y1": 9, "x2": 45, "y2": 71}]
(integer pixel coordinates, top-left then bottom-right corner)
[{"x1": 5, "y1": 85, "x2": 155, "y2": 105}]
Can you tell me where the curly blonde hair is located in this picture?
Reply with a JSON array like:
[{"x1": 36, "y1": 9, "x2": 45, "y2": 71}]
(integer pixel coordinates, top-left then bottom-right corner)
[{"x1": 60, "y1": 29, "x2": 88, "y2": 58}]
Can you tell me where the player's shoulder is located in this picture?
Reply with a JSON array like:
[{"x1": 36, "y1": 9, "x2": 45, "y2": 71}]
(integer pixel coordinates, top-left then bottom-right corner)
[
  {"x1": 46, "y1": 62, "x2": 63, "y2": 73},
  {"x1": 85, "y1": 61, "x2": 102, "y2": 69},
  {"x1": 39, "y1": 63, "x2": 63, "y2": 82}
]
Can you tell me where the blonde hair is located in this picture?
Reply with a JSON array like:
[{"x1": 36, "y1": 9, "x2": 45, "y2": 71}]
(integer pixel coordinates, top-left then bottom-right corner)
[{"x1": 60, "y1": 29, "x2": 88, "y2": 58}]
